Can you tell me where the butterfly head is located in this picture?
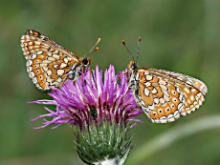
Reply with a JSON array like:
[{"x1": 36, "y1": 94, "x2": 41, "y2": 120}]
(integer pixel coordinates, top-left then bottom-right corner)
[
  {"x1": 82, "y1": 57, "x2": 91, "y2": 67},
  {"x1": 80, "y1": 57, "x2": 91, "y2": 74},
  {"x1": 127, "y1": 61, "x2": 138, "y2": 82},
  {"x1": 128, "y1": 61, "x2": 138, "y2": 72}
]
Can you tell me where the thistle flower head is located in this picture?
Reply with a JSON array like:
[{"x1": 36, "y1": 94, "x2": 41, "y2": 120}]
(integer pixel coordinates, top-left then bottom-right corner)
[{"x1": 29, "y1": 65, "x2": 143, "y2": 165}]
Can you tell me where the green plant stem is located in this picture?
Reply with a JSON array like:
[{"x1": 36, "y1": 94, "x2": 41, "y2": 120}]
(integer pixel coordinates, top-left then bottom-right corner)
[{"x1": 126, "y1": 115, "x2": 220, "y2": 165}]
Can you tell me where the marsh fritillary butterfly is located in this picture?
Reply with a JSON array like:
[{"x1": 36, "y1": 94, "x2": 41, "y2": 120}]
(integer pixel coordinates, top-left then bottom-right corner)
[
  {"x1": 21, "y1": 29, "x2": 100, "y2": 90},
  {"x1": 123, "y1": 37, "x2": 208, "y2": 123}
]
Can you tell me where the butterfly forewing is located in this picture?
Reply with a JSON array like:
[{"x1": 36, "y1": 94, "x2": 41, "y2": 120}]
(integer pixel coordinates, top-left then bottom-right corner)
[
  {"x1": 21, "y1": 29, "x2": 82, "y2": 90},
  {"x1": 148, "y1": 68, "x2": 208, "y2": 95},
  {"x1": 134, "y1": 68, "x2": 207, "y2": 123}
]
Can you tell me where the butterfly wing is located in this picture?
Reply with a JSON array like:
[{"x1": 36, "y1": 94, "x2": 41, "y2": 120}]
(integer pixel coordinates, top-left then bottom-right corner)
[
  {"x1": 134, "y1": 68, "x2": 207, "y2": 123},
  {"x1": 20, "y1": 29, "x2": 81, "y2": 90}
]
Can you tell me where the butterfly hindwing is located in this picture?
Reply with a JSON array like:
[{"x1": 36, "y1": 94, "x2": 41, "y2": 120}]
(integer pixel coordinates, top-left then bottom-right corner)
[
  {"x1": 21, "y1": 29, "x2": 82, "y2": 90},
  {"x1": 134, "y1": 68, "x2": 207, "y2": 123},
  {"x1": 26, "y1": 50, "x2": 79, "y2": 90}
]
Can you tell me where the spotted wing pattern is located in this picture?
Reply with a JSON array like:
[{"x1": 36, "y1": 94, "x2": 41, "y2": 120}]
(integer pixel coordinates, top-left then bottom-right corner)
[
  {"x1": 134, "y1": 68, "x2": 207, "y2": 123},
  {"x1": 20, "y1": 29, "x2": 81, "y2": 90}
]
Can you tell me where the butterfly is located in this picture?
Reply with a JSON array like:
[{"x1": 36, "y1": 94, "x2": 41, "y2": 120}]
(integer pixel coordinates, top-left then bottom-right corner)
[
  {"x1": 122, "y1": 37, "x2": 208, "y2": 123},
  {"x1": 20, "y1": 29, "x2": 101, "y2": 90}
]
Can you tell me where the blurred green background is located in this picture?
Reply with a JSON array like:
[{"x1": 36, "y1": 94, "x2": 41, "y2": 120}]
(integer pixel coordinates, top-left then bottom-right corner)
[{"x1": 0, "y1": 0, "x2": 220, "y2": 164}]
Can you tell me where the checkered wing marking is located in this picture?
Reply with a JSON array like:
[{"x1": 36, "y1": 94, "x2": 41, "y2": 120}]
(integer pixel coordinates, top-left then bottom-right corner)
[
  {"x1": 21, "y1": 29, "x2": 79, "y2": 60},
  {"x1": 136, "y1": 69, "x2": 207, "y2": 123},
  {"x1": 21, "y1": 29, "x2": 80, "y2": 90}
]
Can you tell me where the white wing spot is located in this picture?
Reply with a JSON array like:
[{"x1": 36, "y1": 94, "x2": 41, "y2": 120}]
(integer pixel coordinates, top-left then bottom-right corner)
[
  {"x1": 31, "y1": 54, "x2": 37, "y2": 59},
  {"x1": 53, "y1": 64, "x2": 58, "y2": 68},
  {"x1": 152, "y1": 88, "x2": 157, "y2": 94},
  {"x1": 53, "y1": 54, "x2": 60, "y2": 59},
  {"x1": 64, "y1": 58, "x2": 68, "y2": 63},
  {"x1": 56, "y1": 77, "x2": 63, "y2": 83},
  {"x1": 186, "y1": 81, "x2": 193, "y2": 85},
  {"x1": 146, "y1": 75, "x2": 153, "y2": 80},
  {"x1": 160, "y1": 85, "x2": 168, "y2": 91},
  {"x1": 177, "y1": 103, "x2": 184, "y2": 110},
  {"x1": 145, "y1": 82, "x2": 151, "y2": 87},
  {"x1": 159, "y1": 116, "x2": 167, "y2": 123},
  {"x1": 160, "y1": 98, "x2": 165, "y2": 104},
  {"x1": 32, "y1": 77, "x2": 37, "y2": 84},
  {"x1": 57, "y1": 70, "x2": 64, "y2": 76},
  {"x1": 154, "y1": 98, "x2": 159, "y2": 104},
  {"x1": 190, "y1": 95, "x2": 194, "y2": 101},
  {"x1": 43, "y1": 67, "x2": 48, "y2": 72},
  {"x1": 37, "y1": 51, "x2": 43, "y2": 54},
  {"x1": 187, "y1": 99, "x2": 191, "y2": 104},
  {"x1": 48, "y1": 57, "x2": 55, "y2": 62},
  {"x1": 42, "y1": 60, "x2": 51, "y2": 64},
  {"x1": 144, "y1": 88, "x2": 150, "y2": 96},
  {"x1": 60, "y1": 63, "x2": 67, "y2": 68},
  {"x1": 34, "y1": 41, "x2": 41, "y2": 45},
  {"x1": 26, "y1": 60, "x2": 33, "y2": 66},
  {"x1": 164, "y1": 94, "x2": 169, "y2": 101},
  {"x1": 46, "y1": 77, "x2": 53, "y2": 83},
  {"x1": 179, "y1": 93, "x2": 184, "y2": 102},
  {"x1": 47, "y1": 70, "x2": 52, "y2": 76},
  {"x1": 159, "y1": 79, "x2": 167, "y2": 85},
  {"x1": 40, "y1": 63, "x2": 47, "y2": 67},
  {"x1": 27, "y1": 67, "x2": 32, "y2": 72},
  {"x1": 201, "y1": 95, "x2": 205, "y2": 102},
  {"x1": 29, "y1": 72, "x2": 35, "y2": 78}
]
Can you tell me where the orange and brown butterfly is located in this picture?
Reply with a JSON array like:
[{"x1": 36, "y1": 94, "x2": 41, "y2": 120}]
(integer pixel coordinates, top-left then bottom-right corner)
[
  {"x1": 122, "y1": 37, "x2": 208, "y2": 123},
  {"x1": 20, "y1": 29, "x2": 101, "y2": 90}
]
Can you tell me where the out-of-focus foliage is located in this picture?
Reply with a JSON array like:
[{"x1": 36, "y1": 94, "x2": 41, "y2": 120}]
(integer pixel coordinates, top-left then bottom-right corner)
[{"x1": 0, "y1": 0, "x2": 219, "y2": 165}]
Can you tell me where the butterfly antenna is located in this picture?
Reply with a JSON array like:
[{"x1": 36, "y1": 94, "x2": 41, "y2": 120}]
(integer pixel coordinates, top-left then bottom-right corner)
[
  {"x1": 86, "y1": 38, "x2": 101, "y2": 57},
  {"x1": 121, "y1": 39, "x2": 135, "y2": 62},
  {"x1": 136, "y1": 37, "x2": 141, "y2": 63}
]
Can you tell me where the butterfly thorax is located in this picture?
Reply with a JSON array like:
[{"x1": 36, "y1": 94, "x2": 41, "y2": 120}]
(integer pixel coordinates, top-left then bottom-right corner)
[
  {"x1": 127, "y1": 61, "x2": 139, "y2": 89},
  {"x1": 67, "y1": 57, "x2": 91, "y2": 81},
  {"x1": 127, "y1": 61, "x2": 142, "y2": 106}
]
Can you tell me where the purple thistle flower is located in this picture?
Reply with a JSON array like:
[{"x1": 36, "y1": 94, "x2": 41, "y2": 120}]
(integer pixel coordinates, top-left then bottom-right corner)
[
  {"x1": 29, "y1": 65, "x2": 143, "y2": 129},
  {"x1": 28, "y1": 65, "x2": 144, "y2": 165}
]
